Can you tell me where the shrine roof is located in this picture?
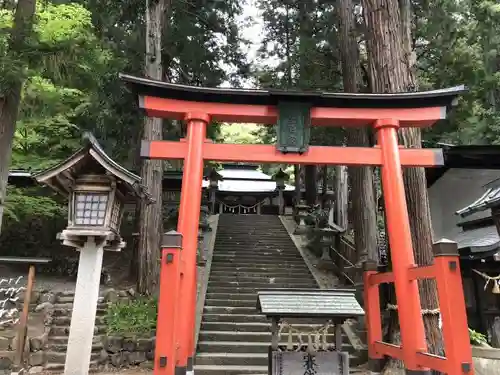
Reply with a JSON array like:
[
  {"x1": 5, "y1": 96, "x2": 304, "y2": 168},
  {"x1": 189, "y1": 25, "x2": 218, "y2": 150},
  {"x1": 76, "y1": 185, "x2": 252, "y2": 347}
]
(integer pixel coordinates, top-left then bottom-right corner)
[
  {"x1": 120, "y1": 74, "x2": 467, "y2": 109},
  {"x1": 201, "y1": 164, "x2": 294, "y2": 192},
  {"x1": 454, "y1": 225, "x2": 499, "y2": 253},
  {"x1": 456, "y1": 178, "x2": 500, "y2": 218}
]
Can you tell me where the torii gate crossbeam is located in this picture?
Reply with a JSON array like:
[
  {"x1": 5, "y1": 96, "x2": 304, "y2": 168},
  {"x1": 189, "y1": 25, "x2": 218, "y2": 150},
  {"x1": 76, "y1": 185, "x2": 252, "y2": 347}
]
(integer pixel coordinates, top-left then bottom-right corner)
[{"x1": 121, "y1": 74, "x2": 473, "y2": 375}]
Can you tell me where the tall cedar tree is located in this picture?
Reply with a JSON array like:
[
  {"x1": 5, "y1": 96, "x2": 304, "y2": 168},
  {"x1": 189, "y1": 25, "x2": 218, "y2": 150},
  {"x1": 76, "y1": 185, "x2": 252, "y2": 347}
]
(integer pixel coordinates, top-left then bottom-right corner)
[
  {"x1": 0, "y1": 0, "x2": 37, "y2": 234},
  {"x1": 137, "y1": 0, "x2": 169, "y2": 295},
  {"x1": 337, "y1": 0, "x2": 378, "y2": 266},
  {"x1": 361, "y1": 0, "x2": 443, "y2": 372}
]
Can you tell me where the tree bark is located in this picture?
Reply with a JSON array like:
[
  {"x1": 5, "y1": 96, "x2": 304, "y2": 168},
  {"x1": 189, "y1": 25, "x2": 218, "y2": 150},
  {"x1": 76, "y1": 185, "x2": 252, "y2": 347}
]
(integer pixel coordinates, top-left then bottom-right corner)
[
  {"x1": 0, "y1": 0, "x2": 37, "y2": 235},
  {"x1": 338, "y1": 0, "x2": 378, "y2": 265},
  {"x1": 304, "y1": 165, "x2": 317, "y2": 206},
  {"x1": 137, "y1": 0, "x2": 169, "y2": 295},
  {"x1": 362, "y1": 0, "x2": 443, "y2": 372},
  {"x1": 335, "y1": 166, "x2": 349, "y2": 230}
]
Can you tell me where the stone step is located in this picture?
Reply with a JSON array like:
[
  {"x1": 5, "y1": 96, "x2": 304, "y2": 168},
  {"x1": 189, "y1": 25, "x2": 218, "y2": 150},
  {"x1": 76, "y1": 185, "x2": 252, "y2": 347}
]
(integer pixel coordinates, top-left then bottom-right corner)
[
  {"x1": 44, "y1": 361, "x2": 99, "y2": 372},
  {"x1": 205, "y1": 292, "x2": 256, "y2": 300},
  {"x1": 207, "y1": 281, "x2": 317, "y2": 289},
  {"x1": 212, "y1": 254, "x2": 303, "y2": 261},
  {"x1": 206, "y1": 286, "x2": 316, "y2": 293},
  {"x1": 203, "y1": 305, "x2": 256, "y2": 314},
  {"x1": 202, "y1": 314, "x2": 267, "y2": 323},
  {"x1": 55, "y1": 295, "x2": 106, "y2": 304},
  {"x1": 212, "y1": 255, "x2": 305, "y2": 267},
  {"x1": 210, "y1": 264, "x2": 310, "y2": 272},
  {"x1": 195, "y1": 352, "x2": 267, "y2": 367},
  {"x1": 47, "y1": 336, "x2": 102, "y2": 345},
  {"x1": 200, "y1": 321, "x2": 337, "y2": 333},
  {"x1": 45, "y1": 350, "x2": 101, "y2": 364},
  {"x1": 199, "y1": 330, "x2": 271, "y2": 342},
  {"x1": 47, "y1": 342, "x2": 103, "y2": 352},
  {"x1": 209, "y1": 269, "x2": 313, "y2": 277},
  {"x1": 52, "y1": 316, "x2": 106, "y2": 326},
  {"x1": 197, "y1": 341, "x2": 353, "y2": 354},
  {"x1": 210, "y1": 261, "x2": 307, "y2": 269},
  {"x1": 204, "y1": 298, "x2": 255, "y2": 307},
  {"x1": 194, "y1": 364, "x2": 269, "y2": 375},
  {"x1": 52, "y1": 307, "x2": 108, "y2": 317},
  {"x1": 213, "y1": 241, "x2": 297, "y2": 247},
  {"x1": 50, "y1": 325, "x2": 106, "y2": 336},
  {"x1": 208, "y1": 275, "x2": 315, "y2": 284}
]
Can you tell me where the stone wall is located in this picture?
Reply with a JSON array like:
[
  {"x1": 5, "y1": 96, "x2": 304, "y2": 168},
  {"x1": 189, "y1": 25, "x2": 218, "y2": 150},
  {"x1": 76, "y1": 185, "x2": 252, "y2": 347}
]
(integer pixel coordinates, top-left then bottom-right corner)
[
  {"x1": 0, "y1": 289, "x2": 55, "y2": 374},
  {"x1": 98, "y1": 335, "x2": 155, "y2": 369}
]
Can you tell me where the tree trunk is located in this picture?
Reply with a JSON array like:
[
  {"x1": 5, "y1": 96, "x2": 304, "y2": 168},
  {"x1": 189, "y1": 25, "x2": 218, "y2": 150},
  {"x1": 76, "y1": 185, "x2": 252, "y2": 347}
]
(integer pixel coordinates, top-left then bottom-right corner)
[
  {"x1": 335, "y1": 166, "x2": 349, "y2": 230},
  {"x1": 137, "y1": 0, "x2": 168, "y2": 295},
  {"x1": 362, "y1": 0, "x2": 443, "y2": 372},
  {"x1": 338, "y1": 0, "x2": 378, "y2": 265},
  {"x1": 304, "y1": 165, "x2": 317, "y2": 206},
  {"x1": 0, "y1": 0, "x2": 37, "y2": 235}
]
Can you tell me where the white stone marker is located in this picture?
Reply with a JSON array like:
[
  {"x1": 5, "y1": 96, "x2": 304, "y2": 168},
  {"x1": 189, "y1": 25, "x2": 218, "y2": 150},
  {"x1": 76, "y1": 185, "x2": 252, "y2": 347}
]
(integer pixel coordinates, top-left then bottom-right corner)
[{"x1": 64, "y1": 237, "x2": 104, "y2": 375}]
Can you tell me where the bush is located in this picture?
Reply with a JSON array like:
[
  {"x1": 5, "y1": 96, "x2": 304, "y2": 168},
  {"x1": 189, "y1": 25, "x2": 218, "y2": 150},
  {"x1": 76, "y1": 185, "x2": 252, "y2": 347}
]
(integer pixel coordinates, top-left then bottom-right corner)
[
  {"x1": 105, "y1": 298, "x2": 158, "y2": 336},
  {"x1": 469, "y1": 328, "x2": 487, "y2": 346}
]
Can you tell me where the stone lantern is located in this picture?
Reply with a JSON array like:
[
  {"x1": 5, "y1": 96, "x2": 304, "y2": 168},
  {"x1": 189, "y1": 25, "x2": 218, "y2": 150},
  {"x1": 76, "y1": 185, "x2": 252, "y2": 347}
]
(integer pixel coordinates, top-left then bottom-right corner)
[
  {"x1": 273, "y1": 168, "x2": 288, "y2": 215},
  {"x1": 35, "y1": 133, "x2": 148, "y2": 375},
  {"x1": 206, "y1": 167, "x2": 223, "y2": 214}
]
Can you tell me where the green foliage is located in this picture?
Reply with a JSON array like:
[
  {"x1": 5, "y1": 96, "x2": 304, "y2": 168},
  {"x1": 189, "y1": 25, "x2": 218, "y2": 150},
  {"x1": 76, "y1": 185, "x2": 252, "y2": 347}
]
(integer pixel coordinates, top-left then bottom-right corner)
[
  {"x1": 3, "y1": 186, "x2": 65, "y2": 222},
  {"x1": 105, "y1": 298, "x2": 158, "y2": 336},
  {"x1": 469, "y1": 328, "x2": 488, "y2": 346}
]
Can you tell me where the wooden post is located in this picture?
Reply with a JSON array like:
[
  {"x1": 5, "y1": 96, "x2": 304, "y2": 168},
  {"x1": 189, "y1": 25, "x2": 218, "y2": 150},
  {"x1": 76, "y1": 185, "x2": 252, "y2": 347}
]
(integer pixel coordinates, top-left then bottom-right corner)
[{"x1": 14, "y1": 264, "x2": 35, "y2": 366}]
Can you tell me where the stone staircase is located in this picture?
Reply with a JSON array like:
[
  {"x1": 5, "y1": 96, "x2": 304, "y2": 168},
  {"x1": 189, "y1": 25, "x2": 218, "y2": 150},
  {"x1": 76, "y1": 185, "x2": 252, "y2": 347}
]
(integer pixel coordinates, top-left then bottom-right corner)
[
  {"x1": 195, "y1": 214, "x2": 361, "y2": 375},
  {"x1": 43, "y1": 292, "x2": 107, "y2": 372}
]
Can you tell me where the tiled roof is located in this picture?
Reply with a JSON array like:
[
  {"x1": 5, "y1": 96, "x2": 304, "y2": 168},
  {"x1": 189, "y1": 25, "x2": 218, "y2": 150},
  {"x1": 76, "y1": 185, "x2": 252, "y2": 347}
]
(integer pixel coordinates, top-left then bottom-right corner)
[
  {"x1": 454, "y1": 225, "x2": 500, "y2": 251},
  {"x1": 456, "y1": 179, "x2": 500, "y2": 217},
  {"x1": 256, "y1": 289, "x2": 364, "y2": 319}
]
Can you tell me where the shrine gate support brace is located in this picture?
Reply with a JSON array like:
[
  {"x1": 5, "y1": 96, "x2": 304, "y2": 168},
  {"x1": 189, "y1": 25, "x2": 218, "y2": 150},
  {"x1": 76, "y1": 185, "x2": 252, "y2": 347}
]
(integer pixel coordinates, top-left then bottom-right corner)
[{"x1": 123, "y1": 74, "x2": 473, "y2": 375}]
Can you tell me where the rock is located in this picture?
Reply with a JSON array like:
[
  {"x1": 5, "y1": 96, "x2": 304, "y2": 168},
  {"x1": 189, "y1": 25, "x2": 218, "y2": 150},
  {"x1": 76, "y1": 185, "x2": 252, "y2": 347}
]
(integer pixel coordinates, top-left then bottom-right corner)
[
  {"x1": 139, "y1": 361, "x2": 154, "y2": 369},
  {"x1": 122, "y1": 338, "x2": 136, "y2": 352},
  {"x1": 34, "y1": 302, "x2": 53, "y2": 313},
  {"x1": 0, "y1": 337, "x2": 9, "y2": 351},
  {"x1": 103, "y1": 336, "x2": 123, "y2": 353},
  {"x1": 0, "y1": 357, "x2": 12, "y2": 370},
  {"x1": 98, "y1": 349, "x2": 109, "y2": 364},
  {"x1": 39, "y1": 293, "x2": 57, "y2": 305},
  {"x1": 110, "y1": 352, "x2": 126, "y2": 368},
  {"x1": 150, "y1": 336, "x2": 156, "y2": 351},
  {"x1": 103, "y1": 289, "x2": 118, "y2": 303},
  {"x1": 29, "y1": 333, "x2": 48, "y2": 352},
  {"x1": 118, "y1": 290, "x2": 128, "y2": 298},
  {"x1": 127, "y1": 288, "x2": 136, "y2": 297},
  {"x1": 127, "y1": 351, "x2": 146, "y2": 365},
  {"x1": 30, "y1": 291, "x2": 41, "y2": 304},
  {"x1": 136, "y1": 338, "x2": 152, "y2": 352},
  {"x1": 146, "y1": 350, "x2": 154, "y2": 361},
  {"x1": 29, "y1": 351, "x2": 45, "y2": 366},
  {"x1": 474, "y1": 357, "x2": 500, "y2": 375},
  {"x1": 28, "y1": 366, "x2": 44, "y2": 374}
]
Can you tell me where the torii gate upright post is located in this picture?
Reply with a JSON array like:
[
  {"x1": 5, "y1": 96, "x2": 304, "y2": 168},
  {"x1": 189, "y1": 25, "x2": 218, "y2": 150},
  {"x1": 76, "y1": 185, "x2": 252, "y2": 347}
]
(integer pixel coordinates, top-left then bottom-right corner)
[{"x1": 122, "y1": 73, "x2": 473, "y2": 375}]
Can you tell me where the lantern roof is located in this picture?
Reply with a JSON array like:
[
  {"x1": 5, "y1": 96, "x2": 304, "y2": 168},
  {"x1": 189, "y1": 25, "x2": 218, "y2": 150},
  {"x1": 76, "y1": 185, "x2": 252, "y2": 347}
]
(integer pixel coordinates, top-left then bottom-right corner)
[
  {"x1": 121, "y1": 73, "x2": 467, "y2": 110},
  {"x1": 35, "y1": 133, "x2": 149, "y2": 201}
]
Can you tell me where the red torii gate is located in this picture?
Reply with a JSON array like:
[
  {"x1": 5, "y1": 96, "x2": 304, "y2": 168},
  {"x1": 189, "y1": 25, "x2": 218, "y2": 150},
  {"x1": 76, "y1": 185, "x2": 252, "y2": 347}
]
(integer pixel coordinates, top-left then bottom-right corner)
[{"x1": 121, "y1": 74, "x2": 473, "y2": 375}]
